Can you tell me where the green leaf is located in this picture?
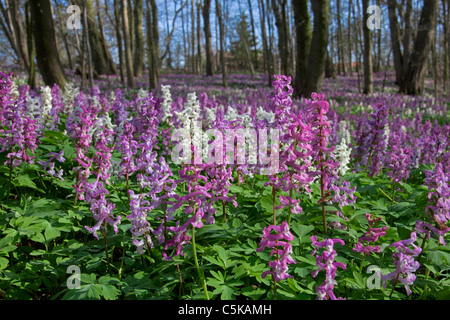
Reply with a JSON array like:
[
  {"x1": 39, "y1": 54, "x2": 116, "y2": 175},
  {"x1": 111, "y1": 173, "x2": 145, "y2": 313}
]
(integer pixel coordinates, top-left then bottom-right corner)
[
  {"x1": 44, "y1": 221, "x2": 61, "y2": 242},
  {"x1": 13, "y1": 175, "x2": 44, "y2": 193},
  {"x1": 290, "y1": 224, "x2": 315, "y2": 240},
  {"x1": 0, "y1": 257, "x2": 8, "y2": 270},
  {"x1": 204, "y1": 255, "x2": 225, "y2": 268},
  {"x1": 214, "y1": 245, "x2": 229, "y2": 267},
  {"x1": 352, "y1": 271, "x2": 365, "y2": 289}
]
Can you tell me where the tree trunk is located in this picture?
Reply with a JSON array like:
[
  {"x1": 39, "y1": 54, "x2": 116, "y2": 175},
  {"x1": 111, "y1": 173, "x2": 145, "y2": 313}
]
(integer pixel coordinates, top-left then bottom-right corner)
[
  {"x1": 293, "y1": 0, "x2": 311, "y2": 95},
  {"x1": 73, "y1": 0, "x2": 116, "y2": 76},
  {"x1": 347, "y1": 0, "x2": 353, "y2": 75},
  {"x1": 337, "y1": 0, "x2": 346, "y2": 75},
  {"x1": 399, "y1": 0, "x2": 438, "y2": 95},
  {"x1": 272, "y1": 0, "x2": 290, "y2": 76},
  {"x1": 197, "y1": 0, "x2": 202, "y2": 74},
  {"x1": 83, "y1": 0, "x2": 94, "y2": 91},
  {"x1": 442, "y1": 0, "x2": 449, "y2": 92},
  {"x1": 122, "y1": 0, "x2": 135, "y2": 88},
  {"x1": 0, "y1": 0, "x2": 30, "y2": 71},
  {"x1": 293, "y1": 0, "x2": 329, "y2": 97},
  {"x1": 147, "y1": 0, "x2": 160, "y2": 90},
  {"x1": 215, "y1": 0, "x2": 227, "y2": 87},
  {"x1": 133, "y1": 0, "x2": 144, "y2": 77},
  {"x1": 24, "y1": 1, "x2": 36, "y2": 89},
  {"x1": 259, "y1": 0, "x2": 273, "y2": 87},
  {"x1": 190, "y1": 0, "x2": 196, "y2": 73},
  {"x1": 30, "y1": 0, "x2": 66, "y2": 89},
  {"x1": 387, "y1": 0, "x2": 404, "y2": 85},
  {"x1": 202, "y1": 0, "x2": 214, "y2": 76},
  {"x1": 114, "y1": 0, "x2": 125, "y2": 84},
  {"x1": 362, "y1": 0, "x2": 373, "y2": 94},
  {"x1": 248, "y1": 0, "x2": 258, "y2": 70}
]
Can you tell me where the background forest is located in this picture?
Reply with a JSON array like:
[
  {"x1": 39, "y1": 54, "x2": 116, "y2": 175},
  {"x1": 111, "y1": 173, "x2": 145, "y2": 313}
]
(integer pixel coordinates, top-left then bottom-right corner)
[{"x1": 0, "y1": 0, "x2": 448, "y2": 98}]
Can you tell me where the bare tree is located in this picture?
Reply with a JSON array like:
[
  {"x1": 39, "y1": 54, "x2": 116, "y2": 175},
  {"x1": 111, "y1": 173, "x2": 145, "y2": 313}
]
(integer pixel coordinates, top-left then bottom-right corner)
[
  {"x1": 362, "y1": 0, "x2": 373, "y2": 94},
  {"x1": 215, "y1": 0, "x2": 227, "y2": 87},
  {"x1": 30, "y1": 0, "x2": 66, "y2": 89},
  {"x1": 202, "y1": 0, "x2": 214, "y2": 76},
  {"x1": 272, "y1": 0, "x2": 290, "y2": 76},
  {"x1": 293, "y1": 0, "x2": 329, "y2": 97},
  {"x1": 0, "y1": 0, "x2": 29, "y2": 70},
  {"x1": 147, "y1": 0, "x2": 159, "y2": 90},
  {"x1": 122, "y1": 0, "x2": 135, "y2": 88},
  {"x1": 399, "y1": 0, "x2": 438, "y2": 95},
  {"x1": 133, "y1": 0, "x2": 144, "y2": 77}
]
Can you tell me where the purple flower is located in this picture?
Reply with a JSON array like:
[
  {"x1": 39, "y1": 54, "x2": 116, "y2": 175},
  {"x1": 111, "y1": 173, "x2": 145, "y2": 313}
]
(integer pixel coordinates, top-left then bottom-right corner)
[
  {"x1": 257, "y1": 221, "x2": 296, "y2": 282},
  {"x1": 126, "y1": 190, "x2": 154, "y2": 254},
  {"x1": 310, "y1": 236, "x2": 346, "y2": 300},
  {"x1": 353, "y1": 213, "x2": 388, "y2": 255},
  {"x1": 84, "y1": 177, "x2": 121, "y2": 240},
  {"x1": 380, "y1": 232, "x2": 421, "y2": 296},
  {"x1": 415, "y1": 220, "x2": 449, "y2": 246}
]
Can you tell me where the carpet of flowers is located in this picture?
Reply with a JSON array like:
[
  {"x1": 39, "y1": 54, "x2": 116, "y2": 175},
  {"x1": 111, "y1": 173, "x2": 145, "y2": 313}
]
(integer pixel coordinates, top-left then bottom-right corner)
[{"x1": 0, "y1": 70, "x2": 449, "y2": 300}]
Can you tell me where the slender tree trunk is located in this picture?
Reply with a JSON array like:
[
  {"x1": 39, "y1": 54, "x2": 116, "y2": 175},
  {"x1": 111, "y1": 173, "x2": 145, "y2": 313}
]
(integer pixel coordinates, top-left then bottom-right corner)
[
  {"x1": 347, "y1": 0, "x2": 353, "y2": 75},
  {"x1": 0, "y1": 0, "x2": 30, "y2": 71},
  {"x1": 56, "y1": 3, "x2": 74, "y2": 70},
  {"x1": 442, "y1": 0, "x2": 449, "y2": 92},
  {"x1": 122, "y1": 0, "x2": 135, "y2": 88},
  {"x1": 387, "y1": 0, "x2": 404, "y2": 85},
  {"x1": 337, "y1": 0, "x2": 346, "y2": 75},
  {"x1": 197, "y1": 0, "x2": 202, "y2": 74},
  {"x1": 248, "y1": 0, "x2": 258, "y2": 70},
  {"x1": 133, "y1": 0, "x2": 144, "y2": 77},
  {"x1": 30, "y1": 0, "x2": 66, "y2": 89},
  {"x1": 147, "y1": 0, "x2": 160, "y2": 90},
  {"x1": 293, "y1": 0, "x2": 311, "y2": 95},
  {"x1": 191, "y1": 0, "x2": 196, "y2": 73},
  {"x1": 399, "y1": 0, "x2": 438, "y2": 95},
  {"x1": 202, "y1": 0, "x2": 214, "y2": 76},
  {"x1": 215, "y1": 0, "x2": 227, "y2": 87},
  {"x1": 24, "y1": 1, "x2": 36, "y2": 89},
  {"x1": 73, "y1": 0, "x2": 116, "y2": 76},
  {"x1": 83, "y1": 0, "x2": 94, "y2": 91},
  {"x1": 362, "y1": 0, "x2": 373, "y2": 94},
  {"x1": 293, "y1": 0, "x2": 329, "y2": 96},
  {"x1": 259, "y1": 0, "x2": 273, "y2": 86},
  {"x1": 114, "y1": 0, "x2": 125, "y2": 84},
  {"x1": 403, "y1": 0, "x2": 413, "y2": 77},
  {"x1": 272, "y1": 0, "x2": 290, "y2": 76}
]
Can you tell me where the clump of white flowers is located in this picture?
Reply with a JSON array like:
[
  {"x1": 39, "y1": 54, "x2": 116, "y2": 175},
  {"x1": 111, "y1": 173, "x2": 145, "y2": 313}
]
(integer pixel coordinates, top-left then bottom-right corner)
[
  {"x1": 173, "y1": 92, "x2": 202, "y2": 163},
  {"x1": 161, "y1": 84, "x2": 172, "y2": 122},
  {"x1": 256, "y1": 106, "x2": 275, "y2": 123},
  {"x1": 334, "y1": 121, "x2": 352, "y2": 176}
]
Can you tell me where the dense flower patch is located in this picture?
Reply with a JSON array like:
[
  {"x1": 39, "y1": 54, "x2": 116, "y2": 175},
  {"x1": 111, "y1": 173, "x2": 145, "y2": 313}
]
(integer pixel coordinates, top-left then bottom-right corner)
[{"x1": 0, "y1": 71, "x2": 449, "y2": 300}]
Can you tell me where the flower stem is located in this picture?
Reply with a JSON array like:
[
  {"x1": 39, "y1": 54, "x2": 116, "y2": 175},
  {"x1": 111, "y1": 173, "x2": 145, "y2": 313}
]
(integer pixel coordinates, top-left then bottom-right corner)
[
  {"x1": 191, "y1": 225, "x2": 209, "y2": 300},
  {"x1": 359, "y1": 252, "x2": 366, "y2": 274},
  {"x1": 320, "y1": 173, "x2": 328, "y2": 234}
]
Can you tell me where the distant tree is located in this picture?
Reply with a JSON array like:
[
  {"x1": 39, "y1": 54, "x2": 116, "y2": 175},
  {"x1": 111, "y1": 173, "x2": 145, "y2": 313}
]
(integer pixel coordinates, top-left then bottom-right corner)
[
  {"x1": 73, "y1": 0, "x2": 117, "y2": 76},
  {"x1": 271, "y1": 0, "x2": 291, "y2": 76},
  {"x1": 215, "y1": 0, "x2": 227, "y2": 87},
  {"x1": 0, "y1": 0, "x2": 29, "y2": 71},
  {"x1": 202, "y1": 0, "x2": 214, "y2": 76},
  {"x1": 399, "y1": 0, "x2": 438, "y2": 95},
  {"x1": 293, "y1": 0, "x2": 329, "y2": 97},
  {"x1": 230, "y1": 14, "x2": 256, "y2": 76},
  {"x1": 122, "y1": 0, "x2": 135, "y2": 88},
  {"x1": 147, "y1": 0, "x2": 159, "y2": 90},
  {"x1": 133, "y1": 0, "x2": 144, "y2": 77},
  {"x1": 30, "y1": 0, "x2": 66, "y2": 89},
  {"x1": 362, "y1": 0, "x2": 373, "y2": 94}
]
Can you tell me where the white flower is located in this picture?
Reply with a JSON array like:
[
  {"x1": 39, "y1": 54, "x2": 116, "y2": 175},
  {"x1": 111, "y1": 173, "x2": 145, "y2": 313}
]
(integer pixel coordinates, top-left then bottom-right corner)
[
  {"x1": 161, "y1": 84, "x2": 172, "y2": 122},
  {"x1": 334, "y1": 137, "x2": 352, "y2": 176}
]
